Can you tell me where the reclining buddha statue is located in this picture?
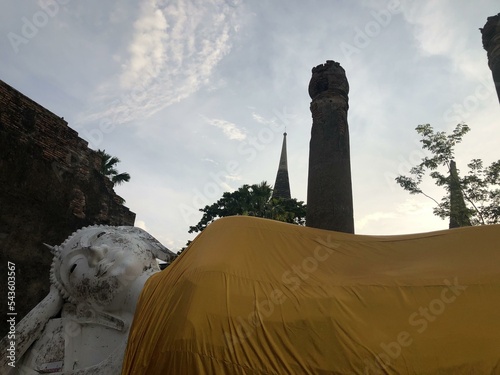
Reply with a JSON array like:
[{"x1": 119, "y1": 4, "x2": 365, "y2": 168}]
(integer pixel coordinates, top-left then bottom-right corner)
[{"x1": 0, "y1": 225, "x2": 176, "y2": 374}]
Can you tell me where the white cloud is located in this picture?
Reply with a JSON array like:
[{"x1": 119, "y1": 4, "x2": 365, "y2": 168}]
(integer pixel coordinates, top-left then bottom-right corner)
[
  {"x1": 396, "y1": 198, "x2": 433, "y2": 214},
  {"x1": 252, "y1": 112, "x2": 268, "y2": 124},
  {"x1": 355, "y1": 198, "x2": 439, "y2": 233},
  {"x1": 252, "y1": 112, "x2": 276, "y2": 126},
  {"x1": 135, "y1": 220, "x2": 148, "y2": 231},
  {"x1": 202, "y1": 158, "x2": 218, "y2": 165},
  {"x1": 76, "y1": 0, "x2": 239, "y2": 127},
  {"x1": 120, "y1": 0, "x2": 168, "y2": 89},
  {"x1": 204, "y1": 117, "x2": 246, "y2": 140},
  {"x1": 402, "y1": 1, "x2": 459, "y2": 56},
  {"x1": 356, "y1": 211, "x2": 398, "y2": 231},
  {"x1": 154, "y1": 234, "x2": 177, "y2": 250},
  {"x1": 400, "y1": 0, "x2": 492, "y2": 81},
  {"x1": 225, "y1": 174, "x2": 242, "y2": 181}
]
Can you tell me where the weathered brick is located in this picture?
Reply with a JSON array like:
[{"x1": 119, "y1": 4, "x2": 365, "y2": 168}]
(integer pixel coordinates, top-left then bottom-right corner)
[{"x1": 0, "y1": 79, "x2": 136, "y2": 336}]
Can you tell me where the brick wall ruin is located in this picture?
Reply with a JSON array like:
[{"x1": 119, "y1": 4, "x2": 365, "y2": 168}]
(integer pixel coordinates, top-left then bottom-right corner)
[{"x1": 0, "y1": 79, "x2": 135, "y2": 336}]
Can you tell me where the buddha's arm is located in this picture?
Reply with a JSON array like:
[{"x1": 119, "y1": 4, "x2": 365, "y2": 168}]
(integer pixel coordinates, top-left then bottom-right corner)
[{"x1": 0, "y1": 286, "x2": 63, "y2": 371}]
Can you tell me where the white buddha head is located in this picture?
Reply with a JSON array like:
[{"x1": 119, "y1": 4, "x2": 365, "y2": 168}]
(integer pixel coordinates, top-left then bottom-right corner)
[{"x1": 48, "y1": 226, "x2": 176, "y2": 308}]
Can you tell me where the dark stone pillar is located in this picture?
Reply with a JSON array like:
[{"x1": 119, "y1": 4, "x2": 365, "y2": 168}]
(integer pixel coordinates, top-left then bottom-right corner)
[
  {"x1": 306, "y1": 60, "x2": 354, "y2": 233},
  {"x1": 481, "y1": 13, "x2": 500, "y2": 104},
  {"x1": 449, "y1": 160, "x2": 471, "y2": 228}
]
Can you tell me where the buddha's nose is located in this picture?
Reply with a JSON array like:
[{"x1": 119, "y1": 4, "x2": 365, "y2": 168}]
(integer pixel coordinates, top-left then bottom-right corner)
[{"x1": 88, "y1": 245, "x2": 109, "y2": 266}]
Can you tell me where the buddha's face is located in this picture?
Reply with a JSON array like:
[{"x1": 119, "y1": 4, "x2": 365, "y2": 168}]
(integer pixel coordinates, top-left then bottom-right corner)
[{"x1": 52, "y1": 228, "x2": 160, "y2": 307}]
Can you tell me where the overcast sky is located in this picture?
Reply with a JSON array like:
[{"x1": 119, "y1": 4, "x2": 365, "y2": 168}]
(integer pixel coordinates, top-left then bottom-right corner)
[{"x1": 1, "y1": 0, "x2": 499, "y2": 250}]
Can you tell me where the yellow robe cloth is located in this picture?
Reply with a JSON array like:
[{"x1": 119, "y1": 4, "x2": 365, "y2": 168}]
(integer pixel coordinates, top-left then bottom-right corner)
[{"x1": 121, "y1": 216, "x2": 500, "y2": 374}]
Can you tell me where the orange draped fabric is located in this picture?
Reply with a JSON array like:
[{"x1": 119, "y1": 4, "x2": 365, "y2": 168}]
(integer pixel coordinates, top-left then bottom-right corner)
[{"x1": 122, "y1": 216, "x2": 500, "y2": 374}]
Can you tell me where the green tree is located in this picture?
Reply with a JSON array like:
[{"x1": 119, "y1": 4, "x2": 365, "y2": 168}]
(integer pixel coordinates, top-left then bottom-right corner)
[
  {"x1": 97, "y1": 149, "x2": 131, "y2": 186},
  {"x1": 188, "y1": 181, "x2": 307, "y2": 234},
  {"x1": 395, "y1": 123, "x2": 500, "y2": 227}
]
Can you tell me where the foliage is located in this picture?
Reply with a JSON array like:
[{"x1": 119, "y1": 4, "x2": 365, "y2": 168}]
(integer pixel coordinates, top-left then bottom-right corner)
[
  {"x1": 395, "y1": 123, "x2": 500, "y2": 226},
  {"x1": 97, "y1": 149, "x2": 131, "y2": 186},
  {"x1": 188, "y1": 181, "x2": 307, "y2": 234}
]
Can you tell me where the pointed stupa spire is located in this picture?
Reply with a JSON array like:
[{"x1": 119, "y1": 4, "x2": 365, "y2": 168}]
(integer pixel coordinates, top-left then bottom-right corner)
[{"x1": 272, "y1": 132, "x2": 291, "y2": 199}]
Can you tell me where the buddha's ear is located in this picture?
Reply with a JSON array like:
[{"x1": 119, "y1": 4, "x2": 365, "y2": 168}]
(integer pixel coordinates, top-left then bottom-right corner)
[{"x1": 116, "y1": 226, "x2": 177, "y2": 263}]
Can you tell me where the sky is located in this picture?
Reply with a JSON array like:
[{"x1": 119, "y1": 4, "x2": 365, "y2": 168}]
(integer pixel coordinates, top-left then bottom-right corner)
[{"x1": 1, "y1": 0, "x2": 499, "y2": 251}]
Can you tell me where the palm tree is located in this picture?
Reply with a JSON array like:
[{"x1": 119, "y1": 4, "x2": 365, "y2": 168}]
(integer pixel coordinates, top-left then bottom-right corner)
[{"x1": 97, "y1": 149, "x2": 131, "y2": 186}]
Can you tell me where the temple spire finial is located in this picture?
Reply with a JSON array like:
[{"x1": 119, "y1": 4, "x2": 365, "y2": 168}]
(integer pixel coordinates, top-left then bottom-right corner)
[{"x1": 272, "y1": 132, "x2": 291, "y2": 199}]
